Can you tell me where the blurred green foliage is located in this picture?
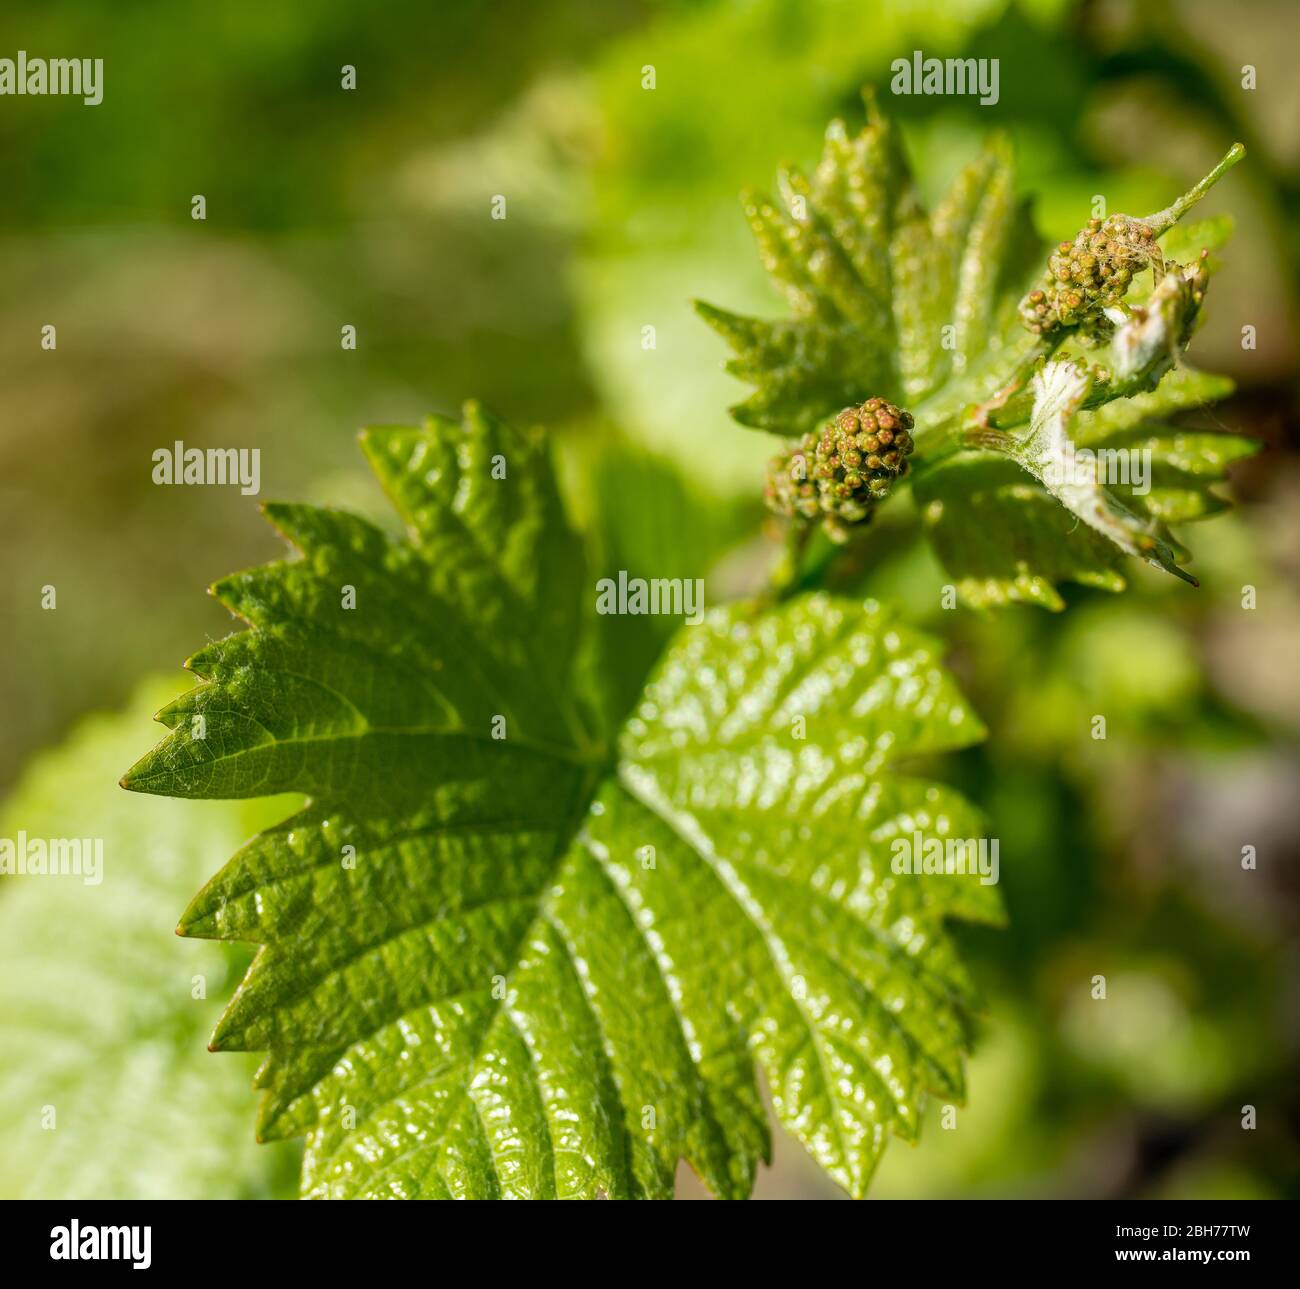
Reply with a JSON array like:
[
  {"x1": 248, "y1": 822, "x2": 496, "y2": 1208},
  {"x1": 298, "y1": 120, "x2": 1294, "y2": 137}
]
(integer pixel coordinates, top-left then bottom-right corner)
[
  {"x1": 2, "y1": 0, "x2": 1297, "y2": 1199},
  {"x1": 0, "y1": 683, "x2": 302, "y2": 1198}
]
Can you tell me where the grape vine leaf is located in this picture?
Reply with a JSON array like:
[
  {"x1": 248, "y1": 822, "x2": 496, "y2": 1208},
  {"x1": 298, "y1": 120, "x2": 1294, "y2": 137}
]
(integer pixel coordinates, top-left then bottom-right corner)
[
  {"x1": 697, "y1": 93, "x2": 1254, "y2": 608},
  {"x1": 694, "y1": 96, "x2": 1034, "y2": 437},
  {"x1": 0, "y1": 683, "x2": 300, "y2": 1199},
  {"x1": 122, "y1": 403, "x2": 1002, "y2": 1199},
  {"x1": 916, "y1": 365, "x2": 1258, "y2": 610}
]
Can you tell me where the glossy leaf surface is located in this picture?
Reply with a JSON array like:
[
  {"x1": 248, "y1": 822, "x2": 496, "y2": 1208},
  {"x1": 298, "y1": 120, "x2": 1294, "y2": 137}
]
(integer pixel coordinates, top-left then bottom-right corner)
[{"x1": 124, "y1": 406, "x2": 1001, "y2": 1198}]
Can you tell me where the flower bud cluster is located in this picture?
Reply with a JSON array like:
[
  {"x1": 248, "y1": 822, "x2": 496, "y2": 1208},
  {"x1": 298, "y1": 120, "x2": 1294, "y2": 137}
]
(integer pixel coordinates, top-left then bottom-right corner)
[
  {"x1": 1020, "y1": 214, "x2": 1161, "y2": 345},
  {"x1": 765, "y1": 398, "x2": 914, "y2": 540}
]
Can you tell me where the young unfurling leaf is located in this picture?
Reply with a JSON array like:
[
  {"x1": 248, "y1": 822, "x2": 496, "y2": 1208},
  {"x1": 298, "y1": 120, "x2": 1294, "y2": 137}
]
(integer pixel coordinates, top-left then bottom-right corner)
[{"x1": 696, "y1": 93, "x2": 1030, "y2": 437}]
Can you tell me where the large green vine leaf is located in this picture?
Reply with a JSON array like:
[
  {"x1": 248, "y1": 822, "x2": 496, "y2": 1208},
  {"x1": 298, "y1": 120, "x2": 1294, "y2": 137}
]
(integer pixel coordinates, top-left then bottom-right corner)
[
  {"x1": 698, "y1": 94, "x2": 1253, "y2": 608},
  {"x1": 123, "y1": 404, "x2": 1002, "y2": 1199}
]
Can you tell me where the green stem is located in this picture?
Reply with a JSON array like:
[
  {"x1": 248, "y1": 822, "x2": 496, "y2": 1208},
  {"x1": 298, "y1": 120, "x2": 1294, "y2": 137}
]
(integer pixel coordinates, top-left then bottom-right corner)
[
  {"x1": 770, "y1": 519, "x2": 813, "y2": 599},
  {"x1": 968, "y1": 335, "x2": 1059, "y2": 431},
  {"x1": 1141, "y1": 142, "x2": 1246, "y2": 235}
]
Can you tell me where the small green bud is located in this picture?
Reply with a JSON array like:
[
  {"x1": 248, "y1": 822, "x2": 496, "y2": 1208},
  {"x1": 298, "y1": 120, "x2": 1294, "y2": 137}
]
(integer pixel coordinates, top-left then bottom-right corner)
[{"x1": 763, "y1": 444, "x2": 820, "y2": 521}]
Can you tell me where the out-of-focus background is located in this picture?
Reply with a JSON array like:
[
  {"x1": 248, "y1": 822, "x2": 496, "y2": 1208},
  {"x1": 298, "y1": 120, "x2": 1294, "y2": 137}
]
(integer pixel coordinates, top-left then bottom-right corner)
[{"x1": 1, "y1": 0, "x2": 1297, "y2": 1199}]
